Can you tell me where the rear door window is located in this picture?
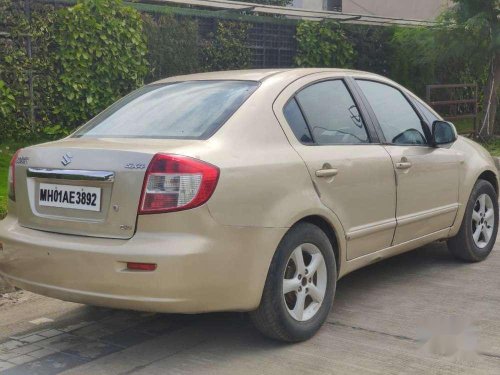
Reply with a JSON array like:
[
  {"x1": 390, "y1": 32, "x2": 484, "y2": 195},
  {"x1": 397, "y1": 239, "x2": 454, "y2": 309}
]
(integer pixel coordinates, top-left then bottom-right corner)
[
  {"x1": 73, "y1": 81, "x2": 259, "y2": 139},
  {"x1": 293, "y1": 80, "x2": 369, "y2": 145},
  {"x1": 283, "y1": 98, "x2": 314, "y2": 145}
]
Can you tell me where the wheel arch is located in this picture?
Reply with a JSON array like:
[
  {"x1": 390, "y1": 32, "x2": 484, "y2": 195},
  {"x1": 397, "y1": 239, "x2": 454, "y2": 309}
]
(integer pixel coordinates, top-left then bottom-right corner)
[
  {"x1": 478, "y1": 169, "x2": 499, "y2": 195},
  {"x1": 449, "y1": 167, "x2": 499, "y2": 238},
  {"x1": 293, "y1": 215, "x2": 341, "y2": 273}
]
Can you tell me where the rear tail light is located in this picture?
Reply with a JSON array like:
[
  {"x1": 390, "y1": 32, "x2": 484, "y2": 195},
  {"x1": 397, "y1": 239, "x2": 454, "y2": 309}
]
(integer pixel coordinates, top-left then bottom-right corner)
[
  {"x1": 139, "y1": 154, "x2": 219, "y2": 214},
  {"x1": 8, "y1": 149, "x2": 22, "y2": 202}
]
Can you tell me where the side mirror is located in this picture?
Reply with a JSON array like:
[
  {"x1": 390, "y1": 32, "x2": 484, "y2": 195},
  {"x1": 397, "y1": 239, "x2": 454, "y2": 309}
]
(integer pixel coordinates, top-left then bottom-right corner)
[{"x1": 432, "y1": 120, "x2": 457, "y2": 146}]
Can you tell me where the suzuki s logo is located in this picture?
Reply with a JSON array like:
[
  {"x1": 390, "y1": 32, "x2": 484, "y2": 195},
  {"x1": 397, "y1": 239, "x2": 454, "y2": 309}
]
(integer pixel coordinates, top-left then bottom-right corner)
[{"x1": 61, "y1": 152, "x2": 73, "y2": 166}]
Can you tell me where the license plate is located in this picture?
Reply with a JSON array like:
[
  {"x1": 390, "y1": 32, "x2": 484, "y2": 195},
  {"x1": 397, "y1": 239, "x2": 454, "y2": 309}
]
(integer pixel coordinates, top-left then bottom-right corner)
[{"x1": 38, "y1": 183, "x2": 101, "y2": 212}]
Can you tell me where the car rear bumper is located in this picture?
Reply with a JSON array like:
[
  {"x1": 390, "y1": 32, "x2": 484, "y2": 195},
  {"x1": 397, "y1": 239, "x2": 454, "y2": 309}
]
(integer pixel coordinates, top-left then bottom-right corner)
[{"x1": 0, "y1": 208, "x2": 287, "y2": 313}]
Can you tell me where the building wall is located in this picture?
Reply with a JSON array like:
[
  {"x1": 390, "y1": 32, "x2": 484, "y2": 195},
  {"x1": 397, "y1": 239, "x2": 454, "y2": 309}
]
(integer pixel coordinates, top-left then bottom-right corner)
[
  {"x1": 342, "y1": 0, "x2": 453, "y2": 21},
  {"x1": 291, "y1": 0, "x2": 327, "y2": 11},
  {"x1": 291, "y1": 0, "x2": 453, "y2": 21}
]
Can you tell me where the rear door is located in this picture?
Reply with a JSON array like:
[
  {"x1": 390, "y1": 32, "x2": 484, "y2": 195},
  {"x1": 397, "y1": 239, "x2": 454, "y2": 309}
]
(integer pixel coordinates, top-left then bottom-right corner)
[
  {"x1": 274, "y1": 73, "x2": 397, "y2": 260},
  {"x1": 353, "y1": 79, "x2": 460, "y2": 245}
]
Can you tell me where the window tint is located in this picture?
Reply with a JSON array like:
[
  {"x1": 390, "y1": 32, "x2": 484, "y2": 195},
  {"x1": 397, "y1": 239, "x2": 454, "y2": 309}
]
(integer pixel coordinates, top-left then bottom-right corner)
[
  {"x1": 73, "y1": 81, "x2": 258, "y2": 139},
  {"x1": 357, "y1": 80, "x2": 427, "y2": 145},
  {"x1": 295, "y1": 80, "x2": 369, "y2": 145},
  {"x1": 283, "y1": 98, "x2": 313, "y2": 144}
]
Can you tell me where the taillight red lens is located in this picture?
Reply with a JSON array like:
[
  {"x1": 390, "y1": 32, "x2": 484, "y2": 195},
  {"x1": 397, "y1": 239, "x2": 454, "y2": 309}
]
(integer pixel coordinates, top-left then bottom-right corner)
[
  {"x1": 8, "y1": 149, "x2": 22, "y2": 202},
  {"x1": 139, "y1": 154, "x2": 220, "y2": 214}
]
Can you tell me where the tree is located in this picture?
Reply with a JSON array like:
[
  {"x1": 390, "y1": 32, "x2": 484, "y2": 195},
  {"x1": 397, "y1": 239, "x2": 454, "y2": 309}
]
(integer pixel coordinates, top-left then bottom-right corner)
[
  {"x1": 295, "y1": 21, "x2": 354, "y2": 68},
  {"x1": 0, "y1": 0, "x2": 57, "y2": 139},
  {"x1": 201, "y1": 21, "x2": 251, "y2": 71},
  {"x1": 444, "y1": 0, "x2": 499, "y2": 137},
  {"x1": 142, "y1": 14, "x2": 199, "y2": 83},
  {"x1": 391, "y1": 24, "x2": 483, "y2": 96},
  {"x1": 52, "y1": 0, "x2": 148, "y2": 130}
]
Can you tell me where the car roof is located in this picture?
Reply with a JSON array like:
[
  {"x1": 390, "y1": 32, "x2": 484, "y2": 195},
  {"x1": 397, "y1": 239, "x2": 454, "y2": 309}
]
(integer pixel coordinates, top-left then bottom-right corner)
[{"x1": 152, "y1": 68, "x2": 385, "y2": 84}]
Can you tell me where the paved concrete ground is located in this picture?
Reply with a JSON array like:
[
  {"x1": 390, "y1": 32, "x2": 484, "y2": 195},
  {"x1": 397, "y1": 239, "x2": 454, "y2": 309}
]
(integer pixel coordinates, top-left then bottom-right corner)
[{"x1": 1, "y1": 240, "x2": 500, "y2": 374}]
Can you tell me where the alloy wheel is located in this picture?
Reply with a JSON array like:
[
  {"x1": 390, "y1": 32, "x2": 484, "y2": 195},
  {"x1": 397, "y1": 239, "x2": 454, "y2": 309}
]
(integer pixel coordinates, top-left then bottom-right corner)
[
  {"x1": 471, "y1": 193, "x2": 495, "y2": 249},
  {"x1": 283, "y1": 243, "x2": 327, "y2": 322}
]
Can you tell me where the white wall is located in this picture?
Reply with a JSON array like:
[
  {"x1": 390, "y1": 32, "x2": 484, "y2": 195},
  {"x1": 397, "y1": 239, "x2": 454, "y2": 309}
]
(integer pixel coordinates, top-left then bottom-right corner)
[
  {"x1": 291, "y1": 0, "x2": 325, "y2": 11},
  {"x1": 290, "y1": 0, "x2": 453, "y2": 21},
  {"x1": 342, "y1": 0, "x2": 453, "y2": 21}
]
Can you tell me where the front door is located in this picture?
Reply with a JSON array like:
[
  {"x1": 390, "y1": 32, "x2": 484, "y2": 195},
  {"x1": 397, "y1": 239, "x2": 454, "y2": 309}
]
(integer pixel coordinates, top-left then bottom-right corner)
[
  {"x1": 275, "y1": 76, "x2": 397, "y2": 260},
  {"x1": 354, "y1": 79, "x2": 460, "y2": 245}
]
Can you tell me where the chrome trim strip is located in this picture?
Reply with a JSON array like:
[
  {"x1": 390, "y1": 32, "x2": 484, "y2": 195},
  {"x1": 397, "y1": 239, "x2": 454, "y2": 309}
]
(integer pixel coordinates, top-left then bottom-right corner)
[{"x1": 27, "y1": 168, "x2": 115, "y2": 182}]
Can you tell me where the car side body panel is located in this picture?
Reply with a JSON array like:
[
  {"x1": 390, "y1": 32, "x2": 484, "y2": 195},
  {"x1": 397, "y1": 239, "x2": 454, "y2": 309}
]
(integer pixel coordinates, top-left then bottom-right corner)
[
  {"x1": 271, "y1": 72, "x2": 397, "y2": 262},
  {"x1": 383, "y1": 145, "x2": 460, "y2": 244}
]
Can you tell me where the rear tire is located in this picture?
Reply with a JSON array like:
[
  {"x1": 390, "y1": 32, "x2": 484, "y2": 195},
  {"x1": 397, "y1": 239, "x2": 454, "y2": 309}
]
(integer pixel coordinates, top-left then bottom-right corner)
[
  {"x1": 447, "y1": 180, "x2": 498, "y2": 262},
  {"x1": 250, "y1": 222, "x2": 337, "y2": 342}
]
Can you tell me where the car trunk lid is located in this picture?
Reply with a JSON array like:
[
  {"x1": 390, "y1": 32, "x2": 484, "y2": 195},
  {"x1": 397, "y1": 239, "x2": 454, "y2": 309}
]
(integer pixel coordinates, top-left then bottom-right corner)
[{"x1": 14, "y1": 138, "x2": 201, "y2": 239}]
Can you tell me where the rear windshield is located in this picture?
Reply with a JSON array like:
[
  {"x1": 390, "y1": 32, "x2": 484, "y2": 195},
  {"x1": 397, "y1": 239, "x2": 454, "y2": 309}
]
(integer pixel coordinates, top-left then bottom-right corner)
[{"x1": 73, "y1": 80, "x2": 259, "y2": 139}]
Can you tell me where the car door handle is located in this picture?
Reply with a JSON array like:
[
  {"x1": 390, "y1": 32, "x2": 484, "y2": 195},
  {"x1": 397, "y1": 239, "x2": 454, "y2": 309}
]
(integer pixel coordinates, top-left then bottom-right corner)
[
  {"x1": 316, "y1": 168, "x2": 339, "y2": 178},
  {"x1": 395, "y1": 162, "x2": 412, "y2": 170}
]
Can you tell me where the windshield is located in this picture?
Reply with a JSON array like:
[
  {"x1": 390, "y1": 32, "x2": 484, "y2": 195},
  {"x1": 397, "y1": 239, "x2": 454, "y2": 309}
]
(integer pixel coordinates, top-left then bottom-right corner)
[{"x1": 73, "y1": 80, "x2": 259, "y2": 139}]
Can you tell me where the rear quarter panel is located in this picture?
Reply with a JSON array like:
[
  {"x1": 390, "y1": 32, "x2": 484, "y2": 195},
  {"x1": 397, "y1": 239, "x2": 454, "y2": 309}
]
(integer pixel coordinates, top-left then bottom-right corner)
[
  {"x1": 201, "y1": 74, "x2": 348, "y2": 277},
  {"x1": 205, "y1": 75, "x2": 334, "y2": 230}
]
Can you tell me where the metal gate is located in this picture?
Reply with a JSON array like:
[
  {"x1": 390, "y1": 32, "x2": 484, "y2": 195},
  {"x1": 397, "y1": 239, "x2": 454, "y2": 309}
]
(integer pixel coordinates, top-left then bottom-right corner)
[{"x1": 426, "y1": 83, "x2": 479, "y2": 136}]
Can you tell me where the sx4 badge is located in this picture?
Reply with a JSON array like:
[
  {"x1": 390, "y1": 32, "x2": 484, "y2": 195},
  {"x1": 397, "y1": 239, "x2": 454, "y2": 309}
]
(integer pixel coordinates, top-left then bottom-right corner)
[{"x1": 125, "y1": 163, "x2": 146, "y2": 170}]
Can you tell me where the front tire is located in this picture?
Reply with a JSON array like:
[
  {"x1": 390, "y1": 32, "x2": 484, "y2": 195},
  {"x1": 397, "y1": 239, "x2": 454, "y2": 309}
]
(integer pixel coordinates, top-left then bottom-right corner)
[
  {"x1": 250, "y1": 222, "x2": 337, "y2": 342},
  {"x1": 447, "y1": 179, "x2": 498, "y2": 262}
]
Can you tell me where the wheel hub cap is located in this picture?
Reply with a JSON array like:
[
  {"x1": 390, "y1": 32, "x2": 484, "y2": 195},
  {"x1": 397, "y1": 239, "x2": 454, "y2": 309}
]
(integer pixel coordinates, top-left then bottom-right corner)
[
  {"x1": 472, "y1": 193, "x2": 494, "y2": 249},
  {"x1": 283, "y1": 243, "x2": 327, "y2": 322}
]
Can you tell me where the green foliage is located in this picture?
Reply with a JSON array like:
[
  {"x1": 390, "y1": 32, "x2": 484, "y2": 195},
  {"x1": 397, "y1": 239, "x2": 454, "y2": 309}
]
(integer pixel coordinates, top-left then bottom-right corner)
[
  {"x1": 295, "y1": 21, "x2": 354, "y2": 68},
  {"x1": 0, "y1": 141, "x2": 34, "y2": 219},
  {"x1": 0, "y1": 81, "x2": 16, "y2": 119},
  {"x1": 202, "y1": 21, "x2": 251, "y2": 71},
  {"x1": 444, "y1": 0, "x2": 499, "y2": 131},
  {"x1": 343, "y1": 24, "x2": 396, "y2": 76},
  {"x1": 0, "y1": 146, "x2": 11, "y2": 219},
  {"x1": 390, "y1": 1, "x2": 495, "y2": 97},
  {"x1": 438, "y1": 2, "x2": 494, "y2": 80},
  {"x1": 52, "y1": 0, "x2": 148, "y2": 132},
  {"x1": 0, "y1": 0, "x2": 57, "y2": 139},
  {"x1": 0, "y1": 0, "x2": 148, "y2": 139},
  {"x1": 445, "y1": 0, "x2": 499, "y2": 55},
  {"x1": 391, "y1": 27, "x2": 441, "y2": 95},
  {"x1": 143, "y1": 14, "x2": 199, "y2": 82},
  {"x1": 1, "y1": 0, "x2": 495, "y2": 142},
  {"x1": 0, "y1": 0, "x2": 26, "y2": 138},
  {"x1": 482, "y1": 138, "x2": 500, "y2": 157},
  {"x1": 392, "y1": 25, "x2": 490, "y2": 96}
]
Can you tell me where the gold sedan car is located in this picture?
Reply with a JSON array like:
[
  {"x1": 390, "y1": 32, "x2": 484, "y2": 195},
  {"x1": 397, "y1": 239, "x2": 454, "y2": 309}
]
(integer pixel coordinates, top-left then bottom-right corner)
[{"x1": 0, "y1": 69, "x2": 498, "y2": 342}]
